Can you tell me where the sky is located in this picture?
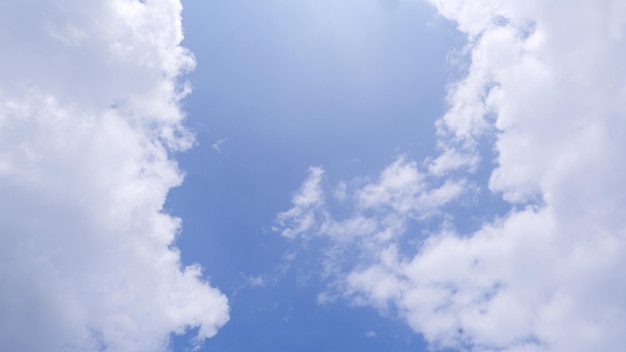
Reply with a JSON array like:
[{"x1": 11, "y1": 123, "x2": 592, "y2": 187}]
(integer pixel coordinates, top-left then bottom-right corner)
[{"x1": 1, "y1": 1, "x2": 626, "y2": 352}]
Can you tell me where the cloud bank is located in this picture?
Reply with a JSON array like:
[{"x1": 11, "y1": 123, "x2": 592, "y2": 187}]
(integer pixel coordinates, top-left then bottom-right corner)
[
  {"x1": 276, "y1": 0, "x2": 626, "y2": 351},
  {"x1": 0, "y1": 1, "x2": 228, "y2": 351}
]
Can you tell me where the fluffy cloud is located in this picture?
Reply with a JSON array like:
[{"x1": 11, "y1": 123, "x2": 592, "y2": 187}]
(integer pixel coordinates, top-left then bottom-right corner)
[
  {"x1": 275, "y1": 158, "x2": 466, "y2": 280},
  {"x1": 276, "y1": 0, "x2": 626, "y2": 351},
  {"x1": 0, "y1": 1, "x2": 228, "y2": 351}
]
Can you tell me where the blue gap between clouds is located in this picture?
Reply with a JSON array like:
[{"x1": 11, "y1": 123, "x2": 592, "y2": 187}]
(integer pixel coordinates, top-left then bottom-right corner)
[{"x1": 167, "y1": 1, "x2": 468, "y2": 351}]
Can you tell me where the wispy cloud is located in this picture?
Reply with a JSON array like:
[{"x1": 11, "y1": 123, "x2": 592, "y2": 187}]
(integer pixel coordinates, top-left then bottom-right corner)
[
  {"x1": 274, "y1": 156, "x2": 466, "y2": 279},
  {"x1": 274, "y1": 166, "x2": 326, "y2": 239},
  {"x1": 0, "y1": 1, "x2": 228, "y2": 351},
  {"x1": 211, "y1": 138, "x2": 229, "y2": 153}
]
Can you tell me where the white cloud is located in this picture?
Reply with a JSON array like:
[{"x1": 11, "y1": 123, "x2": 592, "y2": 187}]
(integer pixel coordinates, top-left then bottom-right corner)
[
  {"x1": 274, "y1": 166, "x2": 326, "y2": 239},
  {"x1": 276, "y1": 0, "x2": 626, "y2": 351},
  {"x1": 275, "y1": 157, "x2": 466, "y2": 277},
  {"x1": 0, "y1": 1, "x2": 228, "y2": 351}
]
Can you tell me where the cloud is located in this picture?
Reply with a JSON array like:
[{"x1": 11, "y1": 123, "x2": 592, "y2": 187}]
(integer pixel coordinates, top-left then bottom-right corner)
[
  {"x1": 276, "y1": 0, "x2": 626, "y2": 351},
  {"x1": 274, "y1": 166, "x2": 326, "y2": 239},
  {"x1": 211, "y1": 138, "x2": 228, "y2": 153},
  {"x1": 247, "y1": 275, "x2": 267, "y2": 287},
  {"x1": 0, "y1": 1, "x2": 228, "y2": 351},
  {"x1": 275, "y1": 157, "x2": 466, "y2": 278}
]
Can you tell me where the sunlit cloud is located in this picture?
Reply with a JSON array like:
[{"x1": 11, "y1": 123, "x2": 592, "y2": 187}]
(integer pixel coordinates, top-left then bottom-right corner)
[
  {"x1": 276, "y1": 1, "x2": 626, "y2": 351},
  {"x1": 0, "y1": 1, "x2": 228, "y2": 351}
]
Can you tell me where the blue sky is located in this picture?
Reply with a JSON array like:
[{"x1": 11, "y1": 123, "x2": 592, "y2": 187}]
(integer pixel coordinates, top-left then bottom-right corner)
[
  {"x1": 168, "y1": 1, "x2": 462, "y2": 350},
  {"x1": 2, "y1": 1, "x2": 626, "y2": 352}
]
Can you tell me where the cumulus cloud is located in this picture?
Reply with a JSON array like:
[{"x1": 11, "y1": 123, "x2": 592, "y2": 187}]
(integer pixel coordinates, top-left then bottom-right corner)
[
  {"x1": 0, "y1": 1, "x2": 228, "y2": 351},
  {"x1": 276, "y1": 0, "x2": 626, "y2": 351}
]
